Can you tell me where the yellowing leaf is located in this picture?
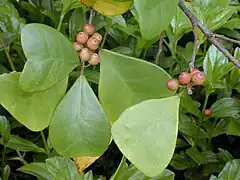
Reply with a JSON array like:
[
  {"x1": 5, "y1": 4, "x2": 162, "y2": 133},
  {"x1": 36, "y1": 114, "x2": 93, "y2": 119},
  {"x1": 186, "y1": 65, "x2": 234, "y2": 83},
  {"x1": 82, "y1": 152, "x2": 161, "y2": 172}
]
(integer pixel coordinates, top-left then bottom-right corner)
[
  {"x1": 73, "y1": 156, "x2": 99, "y2": 172},
  {"x1": 81, "y1": 0, "x2": 96, "y2": 6}
]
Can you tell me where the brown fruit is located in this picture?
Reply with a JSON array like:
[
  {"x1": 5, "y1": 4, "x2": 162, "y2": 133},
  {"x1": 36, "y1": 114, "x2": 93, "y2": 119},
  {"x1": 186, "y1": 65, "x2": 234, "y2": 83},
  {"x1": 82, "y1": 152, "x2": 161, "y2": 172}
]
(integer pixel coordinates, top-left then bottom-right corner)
[
  {"x1": 89, "y1": 53, "x2": 100, "y2": 65},
  {"x1": 178, "y1": 72, "x2": 191, "y2": 85},
  {"x1": 79, "y1": 48, "x2": 91, "y2": 61},
  {"x1": 83, "y1": 24, "x2": 95, "y2": 35},
  {"x1": 204, "y1": 109, "x2": 212, "y2": 116},
  {"x1": 91, "y1": 33, "x2": 103, "y2": 43},
  {"x1": 76, "y1": 32, "x2": 89, "y2": 44},
  {"x1": 191, "y1": 71, "x2": 205, "y2": 85},
  {"x1": 72, "y1": 42, "x2": 84, "y2": 52},
  {"x1": 87, "y1": 37, "x2": 99, "y2": 51},
  {"x1": 167, "y1": 79, "x2": 179, "y2": 91}
]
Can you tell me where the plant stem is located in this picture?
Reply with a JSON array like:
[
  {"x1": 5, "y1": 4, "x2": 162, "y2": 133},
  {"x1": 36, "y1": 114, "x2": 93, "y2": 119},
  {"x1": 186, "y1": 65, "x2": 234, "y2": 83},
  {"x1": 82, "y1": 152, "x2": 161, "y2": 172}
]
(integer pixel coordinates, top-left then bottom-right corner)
[
  {"x1": 111, "y1": 156, "x2": 126, "y2": 180},
  {"x1": 100, "y1": 28, "x2": 108, "y2": 49},
  {"x1": 40, "y1": 131, "x2": 49, "y2": 155},
  {"x1": 0, "y1": 33, "x2": 16, "y2": 71},
  {"x1": 16, "y1": 151, "x2": 28, "y2": 165},
  {"x1": 155, "y1": 32, "x2": 164, "y2": 65},
  {"x1": 57, "y1": 13, "x2": 65, "y2": 31},
  {"x1": 80, "y1": 61, "x2": 85, "y2": 75},
  {"x1": 88, "y1": 9, "x2": 94, "y2": 24}
]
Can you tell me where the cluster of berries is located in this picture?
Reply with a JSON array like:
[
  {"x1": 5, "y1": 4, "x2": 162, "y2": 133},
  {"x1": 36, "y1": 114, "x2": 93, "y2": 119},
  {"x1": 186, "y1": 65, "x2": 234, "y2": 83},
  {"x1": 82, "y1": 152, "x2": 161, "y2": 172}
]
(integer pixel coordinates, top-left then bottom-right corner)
[
  {"x1": 167, "y1": 69, "x2": 205, "y2": 91},
  {"x1": 72, "y1": 24, "x2": 102, "y2": 65}
]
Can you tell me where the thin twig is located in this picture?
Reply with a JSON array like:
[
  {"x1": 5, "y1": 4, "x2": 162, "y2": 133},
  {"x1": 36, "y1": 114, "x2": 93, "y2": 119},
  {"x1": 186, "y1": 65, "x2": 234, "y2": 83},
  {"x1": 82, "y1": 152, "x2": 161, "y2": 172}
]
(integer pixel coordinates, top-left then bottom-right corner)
[
  {"x1": 211, "y1": 33, "x2": 240, "y2": 46},
  {"x1": 0, "y1": 33, "x2": 16, "y2": 71},
  {"x1": 189, "y1": 22, "x2": 198, "y2": 71},
  {"x1": 155, "y1": 32, "x2": 164, "y2": 65},
  {"x1": 88, "y1": 9, "x2": 94, "y2": 24},
  {"x1": 178, "y1": 0, "x2": 240, "y2": 68}
]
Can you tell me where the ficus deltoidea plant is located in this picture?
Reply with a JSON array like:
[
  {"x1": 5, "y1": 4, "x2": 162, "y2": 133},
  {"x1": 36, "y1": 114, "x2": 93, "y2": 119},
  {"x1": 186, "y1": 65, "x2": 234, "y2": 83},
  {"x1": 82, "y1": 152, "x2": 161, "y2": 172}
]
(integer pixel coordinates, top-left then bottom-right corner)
[{"x1": 0, "y1": 0, "x2": 240, "y2": 179}]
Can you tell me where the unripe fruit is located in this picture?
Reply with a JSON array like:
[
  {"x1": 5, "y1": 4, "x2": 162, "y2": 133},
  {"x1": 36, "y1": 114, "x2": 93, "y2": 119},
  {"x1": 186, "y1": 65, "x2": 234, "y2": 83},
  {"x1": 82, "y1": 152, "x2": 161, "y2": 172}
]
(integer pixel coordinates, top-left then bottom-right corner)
[
  {"x1": 83, "y1": 24, "x2": 95, "y2": 35},
  {"x1": 79, "y1": 48, "x2": 91, "y2": 61},
  {"x1": 76, "y1": 32, "x2": 89, "y2": 44},
  {"x1": 89, "y1": 53, "x2": 100, "y2": 65},
  {"x1": 87, "y1": 37, "x2": 99, "y2": 51},
  {"x1": 72, "y1": 42, "x2": 84, "y2": 52},
  {"x1": 191, "y1": 71, "x2": 205, "y2": 85},
  {"x1": 178, "y1": 72, "x2": 191, "y2": 85},
  {"x1": 204, "y1": 109, "x2": 212, "y2": 116},
  {"x1": 91, "y1": 33, "x2": 103, "y2": 43},
  {"x1": 167, "y1": 79, "x2": 179, "y2": 91}
]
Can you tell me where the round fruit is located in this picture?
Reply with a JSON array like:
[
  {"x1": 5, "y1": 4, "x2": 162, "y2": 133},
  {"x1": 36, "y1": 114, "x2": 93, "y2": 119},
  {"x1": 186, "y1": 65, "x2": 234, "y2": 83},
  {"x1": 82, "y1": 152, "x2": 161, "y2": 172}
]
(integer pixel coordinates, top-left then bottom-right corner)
[
  {"x1": 191, "y1": 71, "x2": 205, "y2": 85},
  {"x1": 79, "y1": 48, "x2": 91, "y2": 61},
  {"x1": 178, "y1": 72, "x2": 191, "y2": 85},
  {"x1": 167, "y1": 79, "x2": 179, "y2": 91},
  {"x1": 89, "y1": 53, "x2": 100, "y2": 65},
  {"x1": 76, "y1": 32, "x2": 88, "y2": 44},
  {"x1": 92, "y1": 33, "x2": 103, "y2": 43},
  {"x1": 204, "y1": 109, "x2": 212, "y2": 116},
  {"x1": 72, "y1": 42, "x2": 84, "y2": 52},
  {"x1": 191, "y1": 68, "x2": 200, "y2": 76},
  {"x1": 83, "y1": 24, "x2": 95, "y2": 35},
  {"x1": 87, "y1": 37, "x2": 99, "y2": 51}
]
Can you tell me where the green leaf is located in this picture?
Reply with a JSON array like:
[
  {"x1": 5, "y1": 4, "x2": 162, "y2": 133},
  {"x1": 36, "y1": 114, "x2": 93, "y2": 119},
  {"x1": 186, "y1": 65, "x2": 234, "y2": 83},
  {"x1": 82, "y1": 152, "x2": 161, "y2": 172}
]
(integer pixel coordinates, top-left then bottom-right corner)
[
  {"x1": 211, "y1": 98, "x2": 240, "y2": 119},
  {"x1": 49, "y1": 75, "x2": 111, "y2": 157},
  {"x1": 112, "y1": 96, "x2": 180, "y2": 177},
  {"x1": 3, "y1": 165, "x2": 10, "y2": 180},
  {"x1": 20, "y1": 23, "x2": 78, "y2": 92},
  {"x1": 46, "y1": 156, "x2": 82, "y2": 180},
  {"x1": 227, "y1": 120, "x2": 240, "y2": 136},
  {"x1": 134, "y1": 0, "x2": 178, "y2": 40},
  {"x1": 0, "y1": 72, "x2": 67, "y2": 131},
  {"x1": 0, "y1": 116, "x2": 10, "y2": 144},
  {"x1": 99, "y1": 49, "x2": 175, "y2": 124},
  {"x1": 217, "y1": 159, "x2": 240, "y2": 179},
  {"x1": 18, "y1": 163, "x2": 51, "y2": 180},
  {"x1": 170, "y1": 153, "x2": 196, "y2": 170},
  {"x1": 62, "y1": 0, "x2": 82, "y2": 14},
  {"x1": 0, "y1": 135, "x2": 45, "y2": 153}
]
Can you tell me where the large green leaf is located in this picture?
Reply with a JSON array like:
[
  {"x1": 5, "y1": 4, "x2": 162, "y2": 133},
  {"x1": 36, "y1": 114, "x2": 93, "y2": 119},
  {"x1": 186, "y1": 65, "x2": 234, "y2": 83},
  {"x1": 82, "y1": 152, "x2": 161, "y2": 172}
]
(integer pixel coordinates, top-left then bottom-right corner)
[
  {"x1": 99, "y1": 49, "x2": 175, "y2": 124},
  {"x1": 0, "y1": 135, "x2": 45, "y2": 153},
  {"x1": 20, "y1": 23, "x2": 78, "y2": 92},
  {"x1": 18, "y1": 163, "x2": 51, "y2": 180},
  {"x1": 134, "y1": 0, "x2": 178, "y2": 40},
  {"x1": 49, "y1": 75, "x2": 111, "y2": 157},
  {"x1": 0, "y1": 72, "x2": 67, "y2": 131},
  {"x1": 217, "y1": 159, "x2": 240, "y2": 179},
  {"x1": 112, "y1": 96, "x2": 180, "y2": 177}
]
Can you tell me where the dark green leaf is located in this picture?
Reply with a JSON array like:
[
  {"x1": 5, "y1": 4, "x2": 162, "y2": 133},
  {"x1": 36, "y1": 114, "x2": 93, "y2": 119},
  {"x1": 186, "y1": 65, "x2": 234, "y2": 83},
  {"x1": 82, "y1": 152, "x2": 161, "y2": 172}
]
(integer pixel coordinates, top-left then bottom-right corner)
[
  {"x1": 69, "y1": 8, "x2": 85, "y2": 41},
  {"x1": 0, "y1": 116, "x2": 10, "y2": 143},
  {"x1": 20, "y1": 23, "x2": 78, "y2": 92}
]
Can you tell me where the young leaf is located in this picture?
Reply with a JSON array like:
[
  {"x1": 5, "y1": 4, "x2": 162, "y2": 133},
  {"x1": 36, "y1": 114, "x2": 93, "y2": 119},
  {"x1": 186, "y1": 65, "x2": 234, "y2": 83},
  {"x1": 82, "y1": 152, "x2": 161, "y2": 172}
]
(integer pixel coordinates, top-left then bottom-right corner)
[
  {"x1": 0, "y1": 135, "x2": 45, "y2": 153},
  {"x1": 217, "y1": 159, "x2": 240, "y2": 179},
  {"x1": 49, "y1": 75, "x2": 111, "y2": 157},
  {"x1": 112, "y1": 96, "x2": 180, "y2": 177},
  {"x1": 0, "y1": 72, "x2": 68, "y2": 131},
  {"x1": 18, "y1": 163, "x2": 51, "y2": 180},
  {"x1": 134, "y1": 0, "x2": 178, "y2": 40},
  {"x1": 99, "y1": 49, "x2": 175, "y2": 124},
  {"x1": 3, "y1": 165, "x2": 10, "y2": 180},
  {"x1": 20, "y1": 23, "x2": 78, "y2": 92},
  {"x1": 46, "y1": 156, "x2": 82, "y2": 180},
  {"x1": 0, "y1": 116, "x2": 10, "y2": 144}
]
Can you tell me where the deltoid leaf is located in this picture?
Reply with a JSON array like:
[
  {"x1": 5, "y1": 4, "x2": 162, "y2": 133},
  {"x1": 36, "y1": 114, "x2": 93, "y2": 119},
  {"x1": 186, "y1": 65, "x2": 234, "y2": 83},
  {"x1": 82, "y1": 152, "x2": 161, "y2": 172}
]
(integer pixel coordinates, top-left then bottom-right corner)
[
  {"x1": 0, "y1": 135, "x2": 45, "y2": 153},
  {"x1": 20, "y1": 23, "x2": 79, "y2": 92},
  {"x1": 112, "y1": 97, "x2": 180, "y2": 177},
  {"x1": 134, "y1": 0, "x2": 178, "y2": 40},
  {"x1": 0, "y1": 72, "x2": 68, "y2": 131},
  {"x1": 81, "y1": 0, "x2": 133, "y2": 16},
  {"x1": 46, "y1": 157, "x2": 82, "y2": 180},
  {"x1": 217, "y1": 159, "x2": 240, "y2": 179},
  {"x1": 49, "y1": 75, "x2": 111, "y2": 157},
  {"x1": 99, "y1": 49, "x2": 175, "y2": 124},
  {"x1": 18, "y1": 163, "x2": 51, "y2": 180}
]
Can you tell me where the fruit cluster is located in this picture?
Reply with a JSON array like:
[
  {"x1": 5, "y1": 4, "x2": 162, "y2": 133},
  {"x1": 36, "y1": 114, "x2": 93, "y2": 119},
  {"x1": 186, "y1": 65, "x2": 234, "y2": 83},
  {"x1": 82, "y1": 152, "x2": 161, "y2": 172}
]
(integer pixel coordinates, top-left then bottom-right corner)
[
  {"x1": 72, "y1": 24, "x2": 102, "y2": 65},
  {"x1": 167, "y1": 69, "x2": 205, "y2": 92}
]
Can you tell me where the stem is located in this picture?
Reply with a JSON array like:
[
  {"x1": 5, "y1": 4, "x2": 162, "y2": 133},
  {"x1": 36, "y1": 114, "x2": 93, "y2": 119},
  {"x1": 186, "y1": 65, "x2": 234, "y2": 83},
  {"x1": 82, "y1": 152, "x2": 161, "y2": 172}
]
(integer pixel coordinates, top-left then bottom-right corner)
[
  {"x1": 178, "y1": 0, "x2": 240, "y2": 68},
  {"x1": 40, "y1": 131, "x2": 49, "y2": 155},
  {"x1": 212, "y1": 33, "x2": 240, "y2": 46},
  {"x1": 189, "y1": 22, "x2": 198, "y2": 71},
  {"x1": 88, "y1": 9, "x2": 94, "y2": 24},
  {"x1": 100, "y1": 28, "x2": 108, "y2": 49},
  {"x1": 1, "y1": 146, "x2": 6, "y2": 178},
  {"x1": 16, "y1": 151, "x2": 28, "y2": 165},
  {"x1": 57, "y1": 13, "x2": 65, "y2": 31},
  {"x1": 155, "y1": 32, "x2": 164, "y2": 65},
  {"x1": 80, "y1": 61, "x2": 85, "y2": 75},
  {"x1": 0, "y1": 33, "x2": 16, "y2": 71},
  {"x1": 111, "y1": 156, "x2": 126, "y2": 180}
]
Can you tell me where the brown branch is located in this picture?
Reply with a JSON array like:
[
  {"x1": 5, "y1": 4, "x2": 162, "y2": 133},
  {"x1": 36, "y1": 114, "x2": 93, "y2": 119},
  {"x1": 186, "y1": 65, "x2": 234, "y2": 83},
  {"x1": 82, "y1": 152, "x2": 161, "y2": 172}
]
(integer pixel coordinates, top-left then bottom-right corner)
[
  {"x1": 178, "y1": 0, "x2": 240, "y2": 68},
  {"x1": 189, "y1": 20, "x2": 198, "y2": 71},
  {"x1": 211, "y1": 33, "x2": 240, "y2": 46},
  {"x1": 155, "y1": 32, "x2": 164, "y2": 65}
]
